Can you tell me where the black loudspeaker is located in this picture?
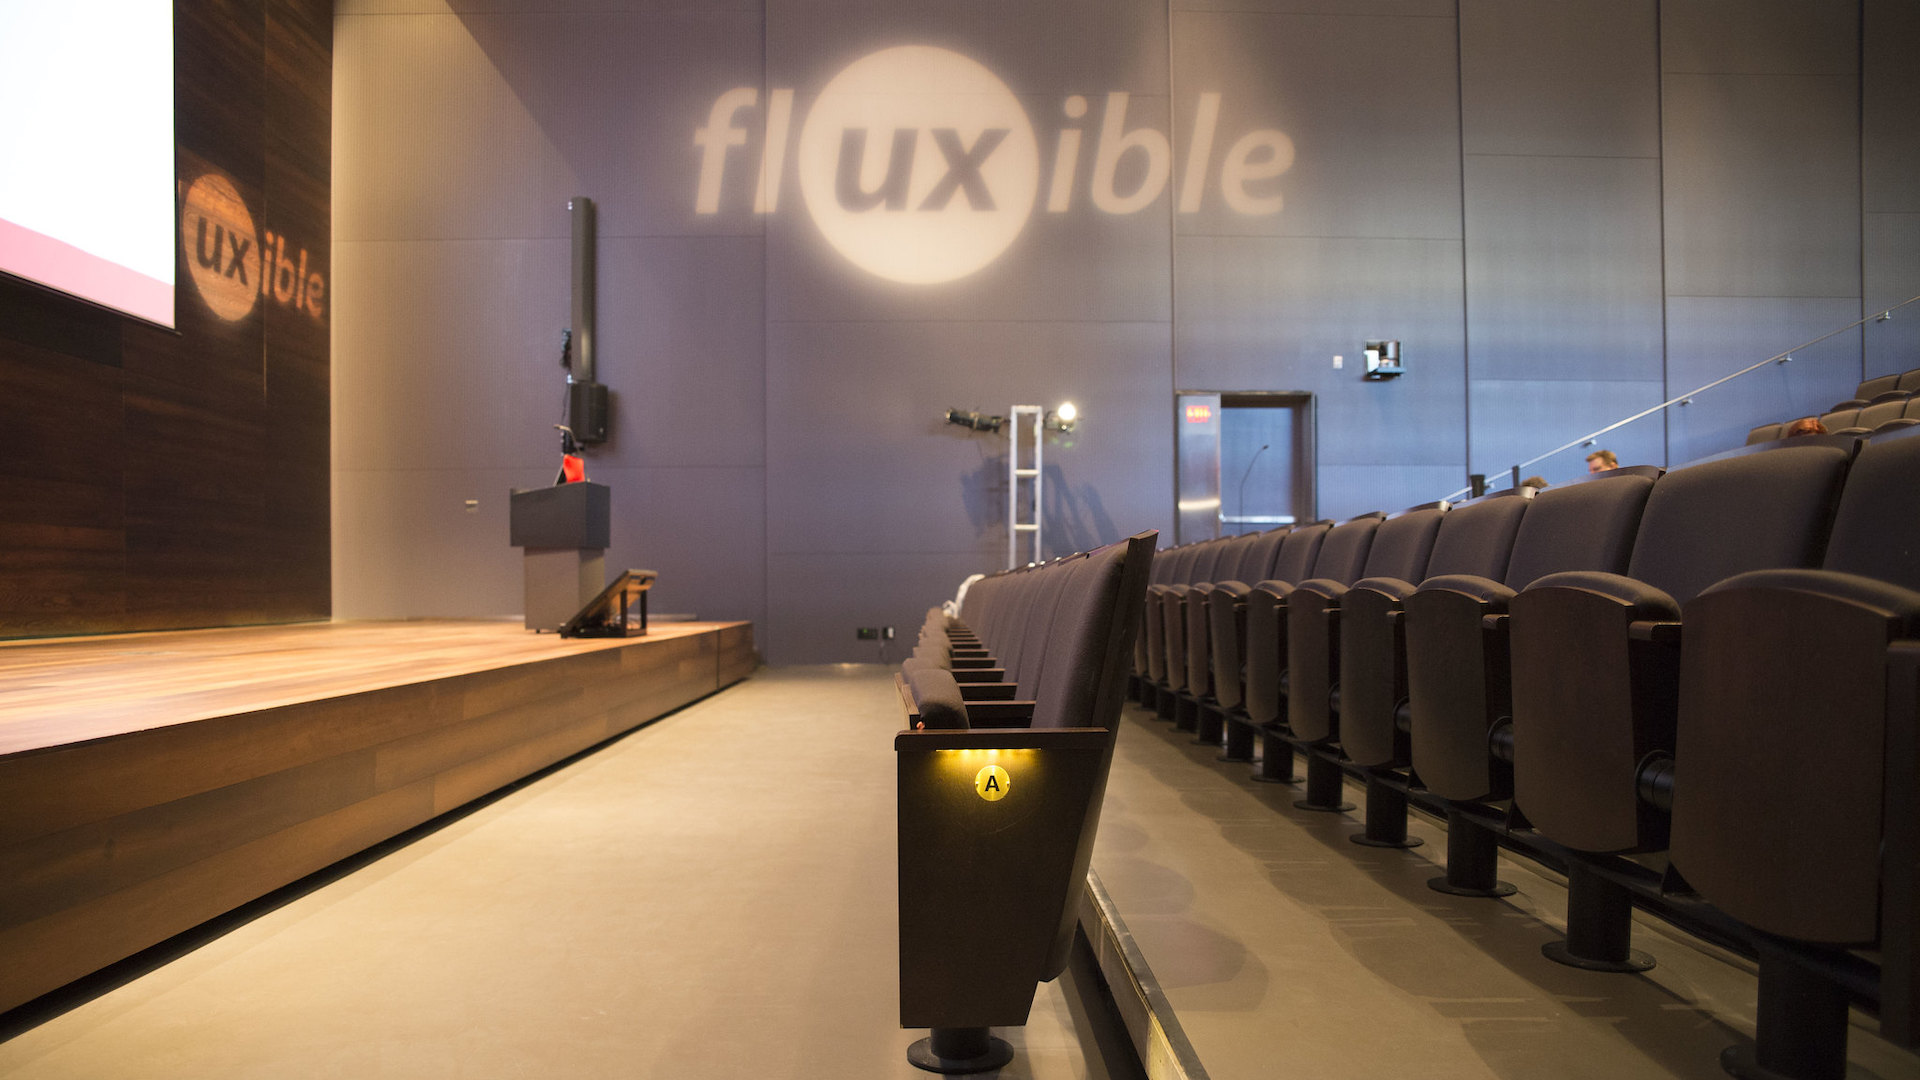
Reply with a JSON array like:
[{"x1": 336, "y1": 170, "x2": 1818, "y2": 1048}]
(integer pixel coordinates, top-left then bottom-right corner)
[{"x1": 568, "y1": 380, "x2": 609, "y2": 445}]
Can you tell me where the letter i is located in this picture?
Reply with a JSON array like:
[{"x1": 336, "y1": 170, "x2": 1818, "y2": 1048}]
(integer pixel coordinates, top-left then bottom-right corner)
[{"x1": 1047, "y1": 96, "x2": 1088, "y2": 213}]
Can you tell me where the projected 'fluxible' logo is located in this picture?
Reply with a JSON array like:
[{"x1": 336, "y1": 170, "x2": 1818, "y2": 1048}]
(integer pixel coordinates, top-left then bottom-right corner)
[
  {"x1": 180, "y1": 174, "x2": 326, "y2": 323},
  {"x1": 694, "y1": 45, "x2": 1294, "y2": 285}
]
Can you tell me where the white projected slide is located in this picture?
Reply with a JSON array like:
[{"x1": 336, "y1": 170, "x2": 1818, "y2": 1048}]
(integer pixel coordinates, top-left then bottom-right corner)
[{"x1": 0, "y1": 1, "x2": 176, "y2": 327}]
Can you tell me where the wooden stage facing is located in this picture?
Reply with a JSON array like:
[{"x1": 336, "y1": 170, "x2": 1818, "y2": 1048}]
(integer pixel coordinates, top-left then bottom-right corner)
[{"x1": 0, "y1": 618, "x2": 756, "y2": 1016}]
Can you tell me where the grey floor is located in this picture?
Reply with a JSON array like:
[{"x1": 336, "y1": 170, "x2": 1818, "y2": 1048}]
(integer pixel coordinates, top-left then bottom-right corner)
[
  {"x1": 0, "y1": 665, "x2": 1914, "y2": 1080},
  {"x1": 1095, "y1": 700, "x2": 1920, "y2": 1080}
]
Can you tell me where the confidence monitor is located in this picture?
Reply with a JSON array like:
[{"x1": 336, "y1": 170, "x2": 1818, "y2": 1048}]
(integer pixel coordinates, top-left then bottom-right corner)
[{"x1": 558, "y1": 569, "x2": 657, "y2": 638}]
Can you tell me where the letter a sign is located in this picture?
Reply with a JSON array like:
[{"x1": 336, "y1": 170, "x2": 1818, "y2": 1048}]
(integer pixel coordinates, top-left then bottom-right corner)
[{"x1": 974, "y1": 764, "x2": 1010, "y2": 802}]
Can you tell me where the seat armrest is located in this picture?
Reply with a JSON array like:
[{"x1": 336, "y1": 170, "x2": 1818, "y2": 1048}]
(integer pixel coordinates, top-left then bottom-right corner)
[
  {"x1": 1293, "y1": 577, "x2": 1350, "y2": 604},
  {"x1": 1416, "y1": 573, "x2": 1515, "y2": 609},
  {"x1": 904, "y1": 666, "x2": 971, "y2": 730},
  {"x1": 1523, "y1": 570, "x2": 1681, "y2": 622},
  {"x1": 966, "y1": 700, "x2": 1037, "y2": 727},
  {"x1": 959, "y1": 682, "x2": 1018, "y2": 701},
  {"x1": 949, "y1": 667, "x2": 1006, "y2": 683},
  {"x1": 1353, "y1": 576, "x2": 1419, "y2": 603}
]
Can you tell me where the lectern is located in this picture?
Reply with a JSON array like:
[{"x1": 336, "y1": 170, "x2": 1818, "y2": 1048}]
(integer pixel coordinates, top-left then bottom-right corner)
[{"x1": 509, "y1": 482, "x2": 610, "y2": 631}]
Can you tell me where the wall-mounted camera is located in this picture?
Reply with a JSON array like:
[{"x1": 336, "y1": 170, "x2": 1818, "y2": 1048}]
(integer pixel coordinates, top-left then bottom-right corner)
[{"x1": 1363, "y1": 339, "x2": 1404, "y2": 380}]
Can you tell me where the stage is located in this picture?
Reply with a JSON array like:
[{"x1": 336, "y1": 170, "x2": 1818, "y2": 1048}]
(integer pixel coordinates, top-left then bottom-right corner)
[{"x1": 0, "y1": 618, "x2": 756, "y2": 1015}]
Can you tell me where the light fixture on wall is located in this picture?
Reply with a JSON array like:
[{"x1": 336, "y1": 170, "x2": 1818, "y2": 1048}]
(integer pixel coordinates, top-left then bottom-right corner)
[
  {"x1": 1044, "y1": 401, "x2": 1078, "y2": 433},
  {"x1": 945, "y1": 407, "x2": 1006, "y2": 434}
]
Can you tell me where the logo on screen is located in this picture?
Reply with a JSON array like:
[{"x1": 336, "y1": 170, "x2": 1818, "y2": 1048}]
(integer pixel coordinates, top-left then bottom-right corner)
[
  {"x1": 180, "y1": 174, "x2": 327, "y2": 323},
  {"x1": 692, "y1": 47, "x2": 1294, "y2": 286}
]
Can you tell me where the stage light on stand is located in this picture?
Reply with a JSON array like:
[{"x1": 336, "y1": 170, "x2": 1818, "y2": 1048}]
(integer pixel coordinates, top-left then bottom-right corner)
[{"x1": 944, "y1": 408, "x2": 1006, "y2": 434}]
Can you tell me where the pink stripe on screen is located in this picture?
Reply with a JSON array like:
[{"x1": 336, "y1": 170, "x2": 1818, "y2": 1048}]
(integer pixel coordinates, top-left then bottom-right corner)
[{"x1": 0, "y1": 217, "x2": 174, "y2": 327}]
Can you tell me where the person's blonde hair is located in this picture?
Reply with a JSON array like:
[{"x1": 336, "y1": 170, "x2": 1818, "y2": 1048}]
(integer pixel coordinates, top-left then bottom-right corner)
[{"x1": 1585, "y1": 449, "x2": 1619, "y2": 469}]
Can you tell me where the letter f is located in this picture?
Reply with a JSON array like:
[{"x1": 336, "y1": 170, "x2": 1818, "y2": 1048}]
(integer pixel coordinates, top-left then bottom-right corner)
[{"x1": 694, "y1": 87, "x2": 757, "y2": 215}]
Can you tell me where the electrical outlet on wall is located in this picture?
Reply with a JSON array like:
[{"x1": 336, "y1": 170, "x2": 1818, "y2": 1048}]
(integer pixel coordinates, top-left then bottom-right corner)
[{"x1": 1332, "y1": 355, "x2": 1344, "y2": 369}]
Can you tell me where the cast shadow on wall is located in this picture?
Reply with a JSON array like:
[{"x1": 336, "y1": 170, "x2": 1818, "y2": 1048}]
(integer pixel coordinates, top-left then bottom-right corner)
[{"x1": 955, "y1": 450, "x2": 1118, "y2": 561}]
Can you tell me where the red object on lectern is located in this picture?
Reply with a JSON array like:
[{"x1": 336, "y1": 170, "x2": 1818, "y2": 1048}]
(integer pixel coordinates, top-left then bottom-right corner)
[{"x1": 560, "y1": 455, "x2": 586, "y2": 483}]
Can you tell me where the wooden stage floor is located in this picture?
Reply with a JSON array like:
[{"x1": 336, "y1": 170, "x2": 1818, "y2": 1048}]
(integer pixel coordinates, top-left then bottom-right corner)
[{"x1": 0, "y1": 618, "x2": 756, "y2": 1016}]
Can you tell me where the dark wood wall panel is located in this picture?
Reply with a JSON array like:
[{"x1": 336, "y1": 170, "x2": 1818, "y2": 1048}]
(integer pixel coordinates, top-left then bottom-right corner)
[{"x1": 0, "y1": 0, "x2": 333, "y2": 636}]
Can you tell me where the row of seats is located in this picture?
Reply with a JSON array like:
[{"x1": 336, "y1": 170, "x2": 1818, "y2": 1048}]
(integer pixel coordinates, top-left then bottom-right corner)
[
  {"x1": 892, "y1": 532, "x2": 1156, "y2": 1072},
  {"x1": 1132, "y1": 428, "x2": 1920, "y2": 1080},
  {"x1": 1746, "y1": 367, "x2": 1920, "y2": 444}
]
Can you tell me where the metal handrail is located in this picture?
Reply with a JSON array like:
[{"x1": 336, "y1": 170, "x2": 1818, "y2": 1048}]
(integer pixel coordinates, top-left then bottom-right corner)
[{"x1": 1443, "y1": 292, "x2": 1920, "y2": 502}]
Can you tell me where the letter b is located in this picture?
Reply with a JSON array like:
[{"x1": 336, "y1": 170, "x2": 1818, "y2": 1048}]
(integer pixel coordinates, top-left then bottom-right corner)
[{"x1": 1090, "y1": 92, "x2": 1169, "y2": 215}]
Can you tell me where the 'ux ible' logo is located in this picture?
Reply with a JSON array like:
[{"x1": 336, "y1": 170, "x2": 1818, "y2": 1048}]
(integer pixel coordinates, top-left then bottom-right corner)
[
  {"x1": 694, "y1": 45, "x2": 1294, "y2": 285},
  {"x1": 180, "y1": 173, "x2": 326, "y2": 323}
]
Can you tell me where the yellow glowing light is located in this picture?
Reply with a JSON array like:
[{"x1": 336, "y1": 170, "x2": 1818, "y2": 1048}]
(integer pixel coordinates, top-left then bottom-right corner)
[
  {"x1": 1056, "y1": 401, "x2": 1077, "y2": 423},
  {"x1": 974, "y1": 764, "x2": 1011, "y2": 801}
]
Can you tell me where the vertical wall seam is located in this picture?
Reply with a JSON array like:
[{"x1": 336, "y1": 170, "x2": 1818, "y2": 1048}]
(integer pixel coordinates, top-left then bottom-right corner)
[
  {"x1": 1655, "y1": 0, "x2": 1672, "y2": 468},
  {"x1": 1454, "y1": 0, "x2": 1471, "y2": 488},
  {"x1": 1166, "y1": 0, "x2": 1181, "y2": 537},
  {"x1": 1857, "y1": 0, "x2": 1867, "y2": 382}
]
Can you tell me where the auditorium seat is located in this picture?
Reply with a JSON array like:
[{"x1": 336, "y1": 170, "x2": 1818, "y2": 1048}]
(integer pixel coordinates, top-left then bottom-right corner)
[
  {"x1": 1144, "y1": 539, "x2": 1218, "y2": 712},
  {"x1": 1664, "y1": 425, "x2": 1920, "y2": 1079},
  {"x1": 1286, "y1": 503, "x2": 1446, "y2": 811},
  {"x1": 1170, "y1": 530, "x2": 1264, "y2": 729},
  {"x1": 1242, "y1": 513, "x2": 1382, "y2": 785},
  {"x1": 1219, "y1": 521, "x2": 1332, "y2": 769},
  {"x1": 1821, "y1": 405, "x2": 1863, "y2": 431},
  {"x1": 1857, "y1": 392, "x2": 1912, "y2": 431},
  {"x1": 1900, "y1": 367, "x2": 1920, "y2": 393},
  {"x1": 1856, "y1": 373, "x2": 1900, "y2": 399},
  {"x1": 1404, "y1": 466, "x2": 1659, "y2": 896},
  {"x1": 1154, "y1": 537, "x2": 1234, "y2": 713},
  {"x1": 1181, "y1": 527, "x2": 1291, "y2": 743},
  {"x1": 896, "y1": 532, "x2": 1155, "y2": 1070},
  {"x1": 1336, "y1": 489, "x2": 1531, "y2": 845},
  {"x1": 1506, "y1": 441, "x2": 1852, "y2": 970},
  {"x1": 1746, "y1": 421, "x2": 1784, "y2": 444}
]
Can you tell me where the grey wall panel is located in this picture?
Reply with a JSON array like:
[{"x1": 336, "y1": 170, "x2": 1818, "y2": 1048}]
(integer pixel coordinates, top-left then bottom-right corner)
[
  {"x1": 1173, "y1": 0, "x2": 1452, "y2": 15},
  {"x1": 334, "y1": 15, "x2": 569, "y2": 243},
  {"x1": 763, "y1": 319, "x2": 1173, "y2": 560},
  {"x1": 1462, "y1": 156, "x2": 1665, "y2": 383},
  {"x1": 1864, "y1": 0, "x2": 1920, "y2": 213},
  {"x1": 767, "y1": 0, "x2": 1168, "y2": 95},
  {"x1": 762, "y1": 91, "x2": 1175, "y2": 325},
  {"x1": 1175, "y1": 236, "x2": 1464, "y2": 385},
  {"x1": 597, "y1": 237, "x2": 767, "y2": 469},
  {"x1": 591, "y1": 465, "x2": 767, "y2": 625},
  {"x1": 1664, "y1": 296, "x2": 1863, "y2": 463},
  {"x1": 768, "y1": 552, "x2": 1021, "y2": 667},
  {"x1": 456, "y1": 11, "x2": 770, "y2": 239},
  {"x1": 332, "y1": 464, "x2": 765, "y2": 623},
  {"x1": 1174, "y1": 234, "x2": 1465, "y2": 483},
  {"x1": 331, "y1": 238, "x2": 571, "y2": 474},
  {"x1": 1864, "y1": 214, "x2": 1920, "y2": 376},
  {"x1": 1661, "y1": 72, "x2": 1860, "y2": 300},
  {"x1": 335, "y1": 12, "x2": 765, "y2": 243},
  {"x1": 1468, "y1": 379, "x2": 1667, "y2": 486},
  {"x1": 332, "y1": 466, "x2": 547, "y2": 618},
  {"x1": 1318, "y1": 466, "x2": 1462, "y2": 522},
  {"x1": 1459, "y1": 0, "x2": 1659, "y2": 159},
  {"x1": 1662, "y1": 0, "x2": 1857, "y2": 76},
  {"x1": 1170, "y1": 10, "x2": 1461, "y2": 240}
]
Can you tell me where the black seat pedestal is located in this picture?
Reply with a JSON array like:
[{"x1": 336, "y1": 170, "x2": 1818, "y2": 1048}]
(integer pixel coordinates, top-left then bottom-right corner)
[
  {"x1": 907, "y1": 1028, "x2": 1015, "y2": 1075},
  {"x1": 1541, "y1": 860, "x2": 1655, "y2": 972}
]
